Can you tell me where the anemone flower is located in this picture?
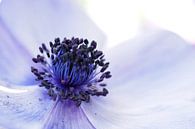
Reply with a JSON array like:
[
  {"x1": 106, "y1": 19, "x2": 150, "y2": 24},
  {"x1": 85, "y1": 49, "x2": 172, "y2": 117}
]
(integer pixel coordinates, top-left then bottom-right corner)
[{"x1": 0, "y1": 0, "x2": 195, "y2": 129}]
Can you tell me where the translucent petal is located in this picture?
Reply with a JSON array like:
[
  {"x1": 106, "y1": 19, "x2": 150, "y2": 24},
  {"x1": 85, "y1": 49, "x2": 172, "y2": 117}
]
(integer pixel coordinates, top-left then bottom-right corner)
[
  {"x1": 106, "y1": 29, "x2": 195, "y2": 86},
  {"x1": 0, "y1": 21, "x2": 35, "y2": 85},
  {"x1": 0, "y1": 84, "x2": 54, "y2": 129},
  {"x1": 0, "y1": 0, "x2": 106, "y2": 56},
  {"x1": 83, "y1": 30, "x2": 195, "y2": 129},
  {"x1": 82, "y1": 97, "x2": 131, "y2": 129},
  {"x1": 43, "y1": 101, "x2": 95, "y2": 129},
  {"x1": 0, "y1": 81, "x2": 97, "y2": 129}
]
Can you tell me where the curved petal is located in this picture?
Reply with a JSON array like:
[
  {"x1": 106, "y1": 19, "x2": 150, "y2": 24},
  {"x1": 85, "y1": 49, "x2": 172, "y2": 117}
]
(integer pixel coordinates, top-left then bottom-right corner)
[
  {"x1": 0, "y1": 84, "x2": 54, "y2": 129},
  {"x1": 106, "y1": 29, "x2": 195, "y2": 86},
  {"x1": 83, "y1": 30, "x2": 195, "y2": 129},
  {"x1": 0, "y1": 21, "x2": 35, "y2": 85},
  {"x1": 0, "y1": 0, "x2": 106, "y2": 56},
  {"x1": 82, "y1": 98, "x2": 131, "y2": 129},
  {"x1": 43, "y1": 100, "x2": 95, "y2": 129},
  {"x1": 0, "y1": 81, "x2": 96, "y2": 129}
]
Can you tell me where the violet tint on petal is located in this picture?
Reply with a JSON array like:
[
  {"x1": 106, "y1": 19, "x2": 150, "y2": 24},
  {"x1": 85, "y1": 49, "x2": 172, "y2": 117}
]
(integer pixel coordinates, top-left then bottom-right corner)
[
  {"x1": 82, "y1": 29, "x2": 195, "y2": 129},
  {"x1": 0, "y1": 83, "x2": 97, "y2": 129},
  {"x1": 0, "y1": 85, "x2": 54, "y2": 129},
  {"x1": 43, "y1": 100, "x2": 95, "y2": 129},
  {"x1": 0, "y1": 0, "x2": 106, "y2": 56},
  {"x1": 0, "y1": 21, "x2": 35, "y2": 85}
]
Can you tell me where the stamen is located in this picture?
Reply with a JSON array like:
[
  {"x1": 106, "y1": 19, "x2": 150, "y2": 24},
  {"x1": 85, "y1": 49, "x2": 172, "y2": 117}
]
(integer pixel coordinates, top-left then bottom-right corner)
[{"x1": 31, "y1": 37, "x2": 112, "y2": 106}]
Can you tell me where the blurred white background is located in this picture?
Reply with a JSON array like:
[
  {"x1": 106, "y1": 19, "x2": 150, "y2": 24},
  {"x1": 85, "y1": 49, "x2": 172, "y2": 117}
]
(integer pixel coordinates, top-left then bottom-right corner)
[{"x1": 78, "y1": 0, "x2": 195, "y2": 48}]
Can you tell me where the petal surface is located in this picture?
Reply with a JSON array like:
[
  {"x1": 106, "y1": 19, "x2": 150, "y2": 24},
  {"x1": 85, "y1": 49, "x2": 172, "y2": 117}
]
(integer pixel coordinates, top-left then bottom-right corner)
[
  {"x1": 0, "y1": 21, "x2": 35, "y2": 85},
  {"x1": 0, "y1": 84, "x2": 54, "y2": 129},
  {"x1": 0, "y1": 0, "x2": 106, "y2": 56},
  {"x1": 43, "y1": 100, "x2": 95, "y2": 129},
  {"x1": 83, "y1": 29, "x2": 195, "y2": 129},
  {"x1": 0, "y1": 81, "x2": 96, "y2": 129}
]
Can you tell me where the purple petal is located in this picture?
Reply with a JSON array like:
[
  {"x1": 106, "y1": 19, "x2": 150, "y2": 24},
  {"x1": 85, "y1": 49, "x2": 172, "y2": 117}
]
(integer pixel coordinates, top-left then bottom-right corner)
[
  {"x1": 0, "y1": 85, "x2": 54, "y2": 129},
  {"x1": 43, "y1": 100, "x2": 95, "y2": 129},
  {"x1": 0, "y1": 0, "x2": 106, "y2": 56},
  {"x1": 83, "y1": 29, "x2": 195, "y2": 128},
  {"x1": 0, "y1": 21, "x2": 35, "y2": 85}
]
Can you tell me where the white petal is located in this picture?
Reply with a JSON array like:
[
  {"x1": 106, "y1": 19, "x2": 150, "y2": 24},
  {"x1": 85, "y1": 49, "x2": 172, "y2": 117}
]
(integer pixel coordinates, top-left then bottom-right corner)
[
  {"x1": 82, "y1": 97, "x2": 131, "y2": 129},
  {"x1": 0, "y1": 85, "x2": 54, "y2": 129},
  {"x1": 0, "y1": 21, "x2": 35, "y2": 85},
  {"x1": 0, "y1": 0, "x2": 106, "y2": 56},
  {"x1": 106, "y1": 29, "x2": 195, "y2": 86},
  {"x1": 83, "y1": 29, "x2": 195, "y2": 129}
]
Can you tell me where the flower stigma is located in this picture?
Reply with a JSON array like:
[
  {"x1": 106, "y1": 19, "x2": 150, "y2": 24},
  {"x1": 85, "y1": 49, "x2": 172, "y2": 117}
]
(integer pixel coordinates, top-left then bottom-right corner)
[{"x1": 31, "y1": 37, "x2": 111, "y2": 107}]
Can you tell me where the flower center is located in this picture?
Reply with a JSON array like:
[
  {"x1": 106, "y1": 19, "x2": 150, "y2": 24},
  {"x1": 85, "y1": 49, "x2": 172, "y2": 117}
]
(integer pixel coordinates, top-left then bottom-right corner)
[{"x1": 31, "y1": 37, "x2": 111, "y2": 106}]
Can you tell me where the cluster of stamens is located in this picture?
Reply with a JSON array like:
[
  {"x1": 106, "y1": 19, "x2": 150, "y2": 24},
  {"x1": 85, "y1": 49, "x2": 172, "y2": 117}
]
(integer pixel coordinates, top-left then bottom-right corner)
[{"x1": 31, "y1": 37, "x2": 111, "y2": 106}]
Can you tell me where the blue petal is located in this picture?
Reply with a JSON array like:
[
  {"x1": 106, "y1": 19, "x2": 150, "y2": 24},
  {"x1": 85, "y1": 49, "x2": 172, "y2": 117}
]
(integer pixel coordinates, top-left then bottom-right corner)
[
  {"x1": 0, "y1": 0, "x2": 106, "y2": 56},
  {"x1": 83, "y1": 29, "x2": 195, "y2": 129},
  {"x1": 0, "y1": 21, "x2": 35, "y2": 85},
  {"x1": 0, "y1": 85, "x2": 54, "y2": 129},
  {"x1": 43, "y1": 100, "x2": 95, "y2": 129}
]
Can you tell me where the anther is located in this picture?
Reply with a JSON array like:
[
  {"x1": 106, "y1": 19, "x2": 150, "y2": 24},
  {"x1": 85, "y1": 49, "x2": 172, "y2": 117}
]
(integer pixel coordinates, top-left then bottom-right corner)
[
  {"x1": 49, "y1": 42, "x2": 53, "y2": 48},
  {"x1": 54, "y1": 38, "x2": 60, "y2": 44},
  {"x1": 84, "y1": 39, "x2": 89, "y2": 45},
  {"x1": 42, "y1": 43, "x2": 47, "y2": 51},
  {"x1": 100, "y1": 63, "x2": 109, "y2": 72},
  {"x1": 39, "y1": 47, "x2": 44, "y2": 53},
  {"x1": 91, "y1": 40, "x2": 97, "y2": 49},
  {"x1": 99, "y1": 83, "x2": 107, "y2": 87},
  {"x1": 32, "y1": 58, "x2": 38, "y2": 63}
]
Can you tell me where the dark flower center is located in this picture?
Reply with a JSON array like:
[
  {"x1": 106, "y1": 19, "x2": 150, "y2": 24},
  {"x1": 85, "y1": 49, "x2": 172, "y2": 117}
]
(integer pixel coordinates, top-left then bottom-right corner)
[{"x1": 31, "y1": 37, "x2": 111, "y2": 106}]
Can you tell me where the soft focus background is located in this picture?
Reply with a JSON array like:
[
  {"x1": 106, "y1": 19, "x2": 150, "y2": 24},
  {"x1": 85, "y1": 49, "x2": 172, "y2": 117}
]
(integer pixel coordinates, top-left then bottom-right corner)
[{"x1": 78, "y1": 0, "x2": 195, "y2": 48}]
